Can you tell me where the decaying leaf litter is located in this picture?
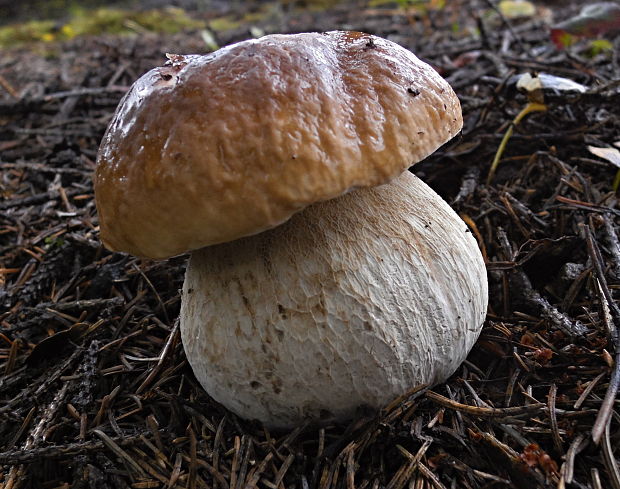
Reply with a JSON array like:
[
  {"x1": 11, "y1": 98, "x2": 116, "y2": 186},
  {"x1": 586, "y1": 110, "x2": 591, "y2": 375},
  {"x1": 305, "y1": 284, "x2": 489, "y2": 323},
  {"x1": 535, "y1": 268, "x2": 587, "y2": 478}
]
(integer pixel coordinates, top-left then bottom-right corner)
[{"x1": 1, "y1": 0, "x2": 619, "y2": 487}]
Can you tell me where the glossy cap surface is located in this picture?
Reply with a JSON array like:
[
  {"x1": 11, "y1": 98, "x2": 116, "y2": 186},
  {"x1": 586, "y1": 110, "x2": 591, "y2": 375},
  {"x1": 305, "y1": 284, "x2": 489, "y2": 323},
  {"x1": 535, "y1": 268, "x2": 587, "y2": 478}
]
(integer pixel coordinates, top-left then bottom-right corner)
[{"x1": 95, "y1": 31, "x2": 462, "y2": 258}]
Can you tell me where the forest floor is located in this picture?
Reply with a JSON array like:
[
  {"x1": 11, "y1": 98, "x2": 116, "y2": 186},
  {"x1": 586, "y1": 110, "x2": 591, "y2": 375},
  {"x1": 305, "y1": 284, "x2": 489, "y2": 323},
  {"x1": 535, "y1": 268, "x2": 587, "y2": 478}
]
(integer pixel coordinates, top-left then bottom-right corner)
[{"x1": 1, "y1": 1, "x2": 620, "y2": 488}]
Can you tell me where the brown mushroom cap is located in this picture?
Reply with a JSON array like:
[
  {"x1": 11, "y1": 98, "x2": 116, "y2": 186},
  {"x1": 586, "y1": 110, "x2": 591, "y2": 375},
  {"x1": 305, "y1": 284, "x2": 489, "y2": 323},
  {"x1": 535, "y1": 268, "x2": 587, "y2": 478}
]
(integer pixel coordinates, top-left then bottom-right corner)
[{"x1": 95, "y1": 31, "x2": 462, "y2": 259}]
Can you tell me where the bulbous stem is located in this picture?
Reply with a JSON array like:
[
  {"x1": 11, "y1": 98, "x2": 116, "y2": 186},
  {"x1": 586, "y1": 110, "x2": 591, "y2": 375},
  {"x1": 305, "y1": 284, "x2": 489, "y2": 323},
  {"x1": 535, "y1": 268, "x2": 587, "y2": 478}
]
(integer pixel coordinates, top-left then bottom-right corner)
[{"x1": 180, "y1": 171, "x2": 488, "y2": 429}]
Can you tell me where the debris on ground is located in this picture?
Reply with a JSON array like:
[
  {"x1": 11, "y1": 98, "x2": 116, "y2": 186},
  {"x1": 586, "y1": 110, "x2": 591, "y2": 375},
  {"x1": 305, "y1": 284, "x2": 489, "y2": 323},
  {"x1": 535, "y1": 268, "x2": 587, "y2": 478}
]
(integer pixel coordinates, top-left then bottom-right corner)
[{"x1": 1, "y1": 1, "x2": 619, "y2": 487}]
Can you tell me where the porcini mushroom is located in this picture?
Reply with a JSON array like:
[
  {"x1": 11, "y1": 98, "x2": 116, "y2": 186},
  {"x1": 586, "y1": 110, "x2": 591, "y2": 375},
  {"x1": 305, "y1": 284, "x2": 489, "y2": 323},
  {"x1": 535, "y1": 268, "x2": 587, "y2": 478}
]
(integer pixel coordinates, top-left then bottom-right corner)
[{"x1": 94, "y1": 31, "x2": 488, "y2": 428}]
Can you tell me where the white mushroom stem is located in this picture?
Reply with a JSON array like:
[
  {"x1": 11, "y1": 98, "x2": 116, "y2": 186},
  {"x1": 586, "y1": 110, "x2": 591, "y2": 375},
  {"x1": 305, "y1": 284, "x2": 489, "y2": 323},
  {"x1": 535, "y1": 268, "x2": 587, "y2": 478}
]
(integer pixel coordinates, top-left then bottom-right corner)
[{"x1": 180, "y1": 171, "x2": 488, "y2": 429}]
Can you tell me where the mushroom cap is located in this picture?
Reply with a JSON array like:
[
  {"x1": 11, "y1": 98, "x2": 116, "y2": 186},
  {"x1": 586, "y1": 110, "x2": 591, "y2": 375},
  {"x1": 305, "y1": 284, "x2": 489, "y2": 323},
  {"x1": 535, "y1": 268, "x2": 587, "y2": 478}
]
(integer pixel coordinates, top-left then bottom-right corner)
[
  {"x1": 94, "y1": 31, "x2": 462, "y2": 259},
  {"x1": 180, "y1": 171, "x2": 488, "y2": 429}
]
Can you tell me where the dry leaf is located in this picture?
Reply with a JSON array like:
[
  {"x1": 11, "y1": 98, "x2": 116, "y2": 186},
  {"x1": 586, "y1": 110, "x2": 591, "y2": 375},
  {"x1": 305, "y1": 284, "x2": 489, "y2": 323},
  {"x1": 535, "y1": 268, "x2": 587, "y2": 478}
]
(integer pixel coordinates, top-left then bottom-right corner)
[
  {"x1": 551, "y1": 2, "x2": 620, "y2": 48},
  {"x1": 587, "y1": 145, "x2": 620, "y2": 168},
  {"x1": 498, "y1": 0, "x2": 536, "y2": 19},
  {"x1": 517, "y1": 72, "x2": 587, "y2": 94}
]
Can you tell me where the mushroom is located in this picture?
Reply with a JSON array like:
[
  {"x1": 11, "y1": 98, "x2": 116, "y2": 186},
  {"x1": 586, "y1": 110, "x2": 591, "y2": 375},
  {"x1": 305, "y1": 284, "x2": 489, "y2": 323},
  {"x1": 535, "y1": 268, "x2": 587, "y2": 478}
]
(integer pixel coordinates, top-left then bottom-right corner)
[{"x1": 94, "y1": 31, "x2": 488, "y2": 429}]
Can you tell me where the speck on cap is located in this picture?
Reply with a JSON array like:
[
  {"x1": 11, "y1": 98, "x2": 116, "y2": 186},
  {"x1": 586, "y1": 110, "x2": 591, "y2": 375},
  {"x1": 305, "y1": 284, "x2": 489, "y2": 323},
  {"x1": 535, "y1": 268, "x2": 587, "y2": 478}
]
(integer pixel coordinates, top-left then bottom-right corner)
[{"x1": 94, "y1": 31, "x2": 463, "y2": 259}]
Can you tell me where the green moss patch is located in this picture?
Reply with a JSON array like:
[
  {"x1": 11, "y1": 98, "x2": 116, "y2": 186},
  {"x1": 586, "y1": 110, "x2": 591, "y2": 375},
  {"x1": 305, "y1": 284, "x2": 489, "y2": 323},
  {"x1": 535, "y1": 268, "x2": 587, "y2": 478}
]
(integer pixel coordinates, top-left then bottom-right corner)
[{"x1": 0, "y1": 6, "x2": 205, "y2": 47}]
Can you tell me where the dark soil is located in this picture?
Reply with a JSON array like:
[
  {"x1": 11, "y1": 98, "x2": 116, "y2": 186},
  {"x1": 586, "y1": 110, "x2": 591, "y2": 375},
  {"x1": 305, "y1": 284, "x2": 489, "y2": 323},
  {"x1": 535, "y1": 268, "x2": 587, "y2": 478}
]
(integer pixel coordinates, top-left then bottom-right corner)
[{"x1": 1, "y1": 1, "x2": 620, "y2": 488}]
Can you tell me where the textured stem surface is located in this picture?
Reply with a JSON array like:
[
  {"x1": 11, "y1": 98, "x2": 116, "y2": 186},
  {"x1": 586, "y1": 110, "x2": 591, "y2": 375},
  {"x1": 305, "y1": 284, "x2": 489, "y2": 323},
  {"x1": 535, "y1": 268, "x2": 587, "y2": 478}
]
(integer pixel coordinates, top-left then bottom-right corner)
[{"x1": 181, "y1": 171, "x2": 488, "y2": 428}]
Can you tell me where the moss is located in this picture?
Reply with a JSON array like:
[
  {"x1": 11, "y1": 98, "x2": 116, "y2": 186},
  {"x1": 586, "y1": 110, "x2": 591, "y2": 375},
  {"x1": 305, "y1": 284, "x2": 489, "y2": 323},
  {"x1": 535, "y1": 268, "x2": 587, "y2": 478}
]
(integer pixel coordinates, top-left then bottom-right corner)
[
  {"x1": 208, "y1": 16, "x2": 242, "y2": 33},
  {"x1": 0, "y1": 20, "x2": 57, "y2": 46},
  {"x1": 588, "y1": 39, "x2": 613, "y2": 56},
  {"x1": 367, "y1": 0, "x2": 444, "y2": 10},
  {"x1": 0, "y1": 6, "x2": 205, "y2": 47}
]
